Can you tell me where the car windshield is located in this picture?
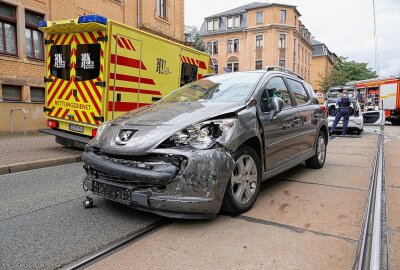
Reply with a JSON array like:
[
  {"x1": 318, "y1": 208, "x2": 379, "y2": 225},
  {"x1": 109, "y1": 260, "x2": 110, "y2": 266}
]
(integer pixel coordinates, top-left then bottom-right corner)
[{"x1": 158, "y1": 72, "x2": 263, "y2": 104}]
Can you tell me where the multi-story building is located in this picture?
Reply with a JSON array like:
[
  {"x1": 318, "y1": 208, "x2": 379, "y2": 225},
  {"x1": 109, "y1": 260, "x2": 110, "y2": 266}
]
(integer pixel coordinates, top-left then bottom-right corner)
[
  {"x1": 199, "y1": 2, "x2": 312, "y2": 81},
  {"x1": 310, "y1": 39, "x2": 339, "y2": 92},
  {"x1": 0, "y1": 0, "x2": 184, "y2": 133}
]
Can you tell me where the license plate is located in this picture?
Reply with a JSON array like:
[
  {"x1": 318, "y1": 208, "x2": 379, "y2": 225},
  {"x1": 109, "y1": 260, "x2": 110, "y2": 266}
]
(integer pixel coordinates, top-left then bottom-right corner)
[
  {"x1": 69, "y1": 124, "x2": 84, "y2": 133},
  {"x1": 92, "y1": 180, "x2": 131, "y2": 203}
]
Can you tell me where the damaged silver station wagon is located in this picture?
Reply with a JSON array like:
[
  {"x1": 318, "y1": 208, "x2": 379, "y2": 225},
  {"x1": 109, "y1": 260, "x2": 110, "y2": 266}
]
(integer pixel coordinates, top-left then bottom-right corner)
[{"x1": 82, "y1": 67, "x2": 329, "y2": 219}]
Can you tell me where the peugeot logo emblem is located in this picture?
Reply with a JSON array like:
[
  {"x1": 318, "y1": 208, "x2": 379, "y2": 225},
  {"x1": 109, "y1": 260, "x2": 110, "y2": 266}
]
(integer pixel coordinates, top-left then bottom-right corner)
[{"x1": 115, "y1": 129, "x2": 136, "y2": 145}]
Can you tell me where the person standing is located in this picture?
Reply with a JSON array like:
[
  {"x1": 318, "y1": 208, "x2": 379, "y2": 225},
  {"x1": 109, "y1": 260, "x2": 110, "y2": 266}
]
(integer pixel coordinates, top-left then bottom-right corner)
[{"x1": 330, "y1": 90, "x2": 352, "y2": 136}]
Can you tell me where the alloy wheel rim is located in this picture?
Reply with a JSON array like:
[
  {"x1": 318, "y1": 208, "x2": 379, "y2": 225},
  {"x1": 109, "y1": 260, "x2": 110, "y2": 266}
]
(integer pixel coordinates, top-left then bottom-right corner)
[
  {"x1": 317, "y1": 135, "x2": 326, "y2": 164},
  {"x1": 230, "y1": 154, "x2": 258, "y2": 204}
]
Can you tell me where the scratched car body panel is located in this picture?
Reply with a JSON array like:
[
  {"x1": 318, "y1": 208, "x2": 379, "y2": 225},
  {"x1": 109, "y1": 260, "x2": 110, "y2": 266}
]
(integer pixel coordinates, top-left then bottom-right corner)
[{"x1": 82, "y1": 69, "x2": 329, "y2": 219}]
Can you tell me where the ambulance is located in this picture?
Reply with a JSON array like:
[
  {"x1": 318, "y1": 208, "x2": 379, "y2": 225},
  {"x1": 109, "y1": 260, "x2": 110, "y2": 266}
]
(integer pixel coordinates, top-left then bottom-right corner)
[
  {"x1": 347, "y1": 77, "x2": 400, "y2": 125},
  {"x1": 39, "y1": 15, "x2": 214, "y2": 147}
]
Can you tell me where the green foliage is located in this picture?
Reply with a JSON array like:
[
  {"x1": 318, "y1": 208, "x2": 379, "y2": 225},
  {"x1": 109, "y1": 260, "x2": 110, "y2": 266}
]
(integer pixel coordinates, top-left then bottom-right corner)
[
  {"x1": 319, "y1": 57, "x2": 378, "y2": 92},
  {"x1": 193, "y1": 32, "x2": 207, "y2": 53}
]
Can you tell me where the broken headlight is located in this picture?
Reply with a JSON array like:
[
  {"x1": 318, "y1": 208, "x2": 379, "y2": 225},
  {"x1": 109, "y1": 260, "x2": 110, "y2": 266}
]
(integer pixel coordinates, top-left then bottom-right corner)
[
  {"x1": 167, "y1": 119, "x2": 236, "y2": 149},
  {"x1": 93, "y1": 121, "x2": 111, "y2": 143}
]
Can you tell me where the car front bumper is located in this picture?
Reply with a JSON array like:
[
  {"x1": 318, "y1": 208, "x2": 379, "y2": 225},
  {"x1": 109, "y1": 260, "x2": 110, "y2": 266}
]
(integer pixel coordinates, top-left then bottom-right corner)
[{"x1": 82, "y1": 145, "x2": 235, "y2": 219}]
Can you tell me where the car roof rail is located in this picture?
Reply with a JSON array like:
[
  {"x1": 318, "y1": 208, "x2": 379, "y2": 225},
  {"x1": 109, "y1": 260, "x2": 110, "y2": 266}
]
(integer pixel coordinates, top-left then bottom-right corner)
[{"x1": 265, "y1": 66, "x2": 304, "y2": 80}]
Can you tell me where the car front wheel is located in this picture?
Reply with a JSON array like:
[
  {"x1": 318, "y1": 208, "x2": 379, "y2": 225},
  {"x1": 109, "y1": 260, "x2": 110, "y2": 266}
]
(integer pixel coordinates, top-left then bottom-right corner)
[
  {"x1": 222, "y1": 145, "x2": 261, "y2": 214},
  {"x1": 306, "y1": 131, "x2": 327, "y2": 169}
]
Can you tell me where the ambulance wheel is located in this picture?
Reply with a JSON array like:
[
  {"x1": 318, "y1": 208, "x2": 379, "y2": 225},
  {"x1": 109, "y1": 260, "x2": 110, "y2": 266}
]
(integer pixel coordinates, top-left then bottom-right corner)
[
  {"x1": 306, "y1": 131, "x2": 326, "y2": 169},
  {"x1": 391, "y1": 119, "x2": 400, "y2": 126},
  {"x1": 356, "y1": 128, "x2": 363, "y2": 135}
]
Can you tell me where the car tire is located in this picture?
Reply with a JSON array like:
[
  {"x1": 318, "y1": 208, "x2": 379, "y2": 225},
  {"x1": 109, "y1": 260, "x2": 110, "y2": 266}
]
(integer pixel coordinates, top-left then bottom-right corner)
[
  {"x1": 391, "y1": 119, "x2": 400, "y2": 126},
  {"x1": 356, "y1": 128, "x2": 363, "y2": 135},
  {"x1": 305, "y1": 131, "x2": 327, "y2": 169},
  {"x1": 222, "y1": 145, "x2": 261, "y2": 214}
]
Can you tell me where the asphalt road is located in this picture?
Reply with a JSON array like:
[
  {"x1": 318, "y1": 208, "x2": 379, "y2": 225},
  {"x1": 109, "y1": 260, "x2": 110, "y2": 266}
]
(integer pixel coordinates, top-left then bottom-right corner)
[{"x1": 0, "y1": 163, "x2": 162, "y2": 270}]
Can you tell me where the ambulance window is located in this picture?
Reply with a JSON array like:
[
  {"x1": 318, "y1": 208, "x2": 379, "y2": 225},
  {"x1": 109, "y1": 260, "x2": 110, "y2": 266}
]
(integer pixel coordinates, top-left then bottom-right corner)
[
  {"x1": 76, "y1": 44, "x2": 101, "y2": 81},
  {"x1": 50, "y1": 45, "x2": 71, "y2": 80}
]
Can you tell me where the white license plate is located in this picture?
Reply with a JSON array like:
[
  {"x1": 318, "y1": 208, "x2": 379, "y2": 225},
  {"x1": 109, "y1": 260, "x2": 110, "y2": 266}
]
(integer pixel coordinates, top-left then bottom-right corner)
[{"x1": 69, "y1": 124, "x2": 84, "y2": 133}]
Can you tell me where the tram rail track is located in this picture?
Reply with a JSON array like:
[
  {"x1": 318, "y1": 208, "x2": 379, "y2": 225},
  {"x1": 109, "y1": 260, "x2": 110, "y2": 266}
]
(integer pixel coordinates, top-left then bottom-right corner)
[
  {"x1": 355, "y1": 125, "x2": 387, "y2": 270},
  {"x1": 61, "y1": 219, "x2": 171, "y2": 270}
]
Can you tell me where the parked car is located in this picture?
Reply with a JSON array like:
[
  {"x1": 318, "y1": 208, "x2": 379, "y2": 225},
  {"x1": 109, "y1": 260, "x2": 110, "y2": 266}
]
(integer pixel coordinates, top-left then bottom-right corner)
[
  {"x1": 82, "y1": 67, "x2": 329, "y2": 219},
  {"x1": 325, "y1": 87, "x2": 364, "y2": 135}
]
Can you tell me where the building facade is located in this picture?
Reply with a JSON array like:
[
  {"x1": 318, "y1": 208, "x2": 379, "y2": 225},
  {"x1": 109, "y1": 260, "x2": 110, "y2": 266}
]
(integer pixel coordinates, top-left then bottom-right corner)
[
  {"x1": 199, "y1": 2, "x2": 312, "y2": 82},
  {"x1": 310, "y1": 39, "x2": 338, "y2": 92},
  {"x1": 0, "y1": 0, "x2": 184, "y2": 133}
]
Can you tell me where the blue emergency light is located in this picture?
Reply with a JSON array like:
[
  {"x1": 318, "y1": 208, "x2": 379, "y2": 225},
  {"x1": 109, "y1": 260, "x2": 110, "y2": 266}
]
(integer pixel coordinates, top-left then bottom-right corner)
[
  {"x1": 38, "y1": 20, "x2": 47, "y2": 27},
  {"x1": 78, "y1": 15, "x2": 107, "y2": 25}
]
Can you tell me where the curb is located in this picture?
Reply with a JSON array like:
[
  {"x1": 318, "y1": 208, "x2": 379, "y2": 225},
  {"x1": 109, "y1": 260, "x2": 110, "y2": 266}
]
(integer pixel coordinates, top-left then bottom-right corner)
[{"x1": 0, "y1": 156, "x2": 82, "y2": 175}]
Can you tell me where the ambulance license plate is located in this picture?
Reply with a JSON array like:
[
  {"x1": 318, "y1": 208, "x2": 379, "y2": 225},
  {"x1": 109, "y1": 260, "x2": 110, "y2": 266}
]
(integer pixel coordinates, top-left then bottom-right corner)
[{"x1": 69, "y1": 124, "x2": 84, "y2": 133}]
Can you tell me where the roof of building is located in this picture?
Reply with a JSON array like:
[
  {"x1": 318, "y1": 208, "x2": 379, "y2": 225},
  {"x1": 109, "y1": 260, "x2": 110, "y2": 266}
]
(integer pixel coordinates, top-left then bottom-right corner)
[
  {"x1": 205, "y1": 2, "x2": 297, "y2": 19},
  {"x1": 310, "y1": 39, "x2": 323, "y2": 46}
]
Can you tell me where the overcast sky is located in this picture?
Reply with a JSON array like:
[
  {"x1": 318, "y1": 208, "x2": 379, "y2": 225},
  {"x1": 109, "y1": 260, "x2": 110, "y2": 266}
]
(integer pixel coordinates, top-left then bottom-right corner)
[{"x1": 184, "y1": 0, "x2": 400, "y2": 77}]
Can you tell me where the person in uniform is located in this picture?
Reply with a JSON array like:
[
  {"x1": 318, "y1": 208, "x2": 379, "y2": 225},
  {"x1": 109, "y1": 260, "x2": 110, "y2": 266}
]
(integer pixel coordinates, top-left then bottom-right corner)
[{"x1": 330, "y1": 90, "x2": 352, "y2": 136}]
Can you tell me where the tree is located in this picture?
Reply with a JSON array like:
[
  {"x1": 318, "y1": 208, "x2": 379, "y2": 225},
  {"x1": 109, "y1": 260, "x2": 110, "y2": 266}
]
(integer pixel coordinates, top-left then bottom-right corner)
[
  {"x1": 193, "y1": 31, "x2": 207, "y2": 53},
  {"x1": 319, "y1": 57, "x2": 378, "y2": 92}
]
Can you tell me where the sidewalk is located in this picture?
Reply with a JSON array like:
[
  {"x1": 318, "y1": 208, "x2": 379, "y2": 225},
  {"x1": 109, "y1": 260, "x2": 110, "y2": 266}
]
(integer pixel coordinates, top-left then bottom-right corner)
[{"x1": 0, "y1": 132, "x2": 82, "y2": 175}]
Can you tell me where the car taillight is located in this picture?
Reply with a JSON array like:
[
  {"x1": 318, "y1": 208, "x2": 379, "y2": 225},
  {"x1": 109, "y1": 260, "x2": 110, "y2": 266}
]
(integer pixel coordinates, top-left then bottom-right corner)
[
  {"x1": 47, "y1": 120, "x2": 58, "y2": 129},
  {"x1": 92, "y1": 129, "x2": 97, "y2": 138}
]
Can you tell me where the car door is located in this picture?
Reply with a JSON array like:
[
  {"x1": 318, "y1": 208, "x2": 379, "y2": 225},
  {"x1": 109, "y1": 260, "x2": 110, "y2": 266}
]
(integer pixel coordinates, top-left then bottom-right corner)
[
  {"x1": 258, "y1": 76, "x2": 299, "y2": 170},
  {"x1": 286, "y1": 78, "x2": 317, "y2": 155}
]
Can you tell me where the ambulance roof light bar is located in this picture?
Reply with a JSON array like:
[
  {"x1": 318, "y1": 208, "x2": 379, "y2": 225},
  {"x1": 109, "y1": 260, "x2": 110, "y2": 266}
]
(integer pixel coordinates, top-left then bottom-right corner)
[
  {"x1": 78, "y1": 15, "x2": 107, "y2": 25},
  {"x1": 38, "y1": 21, "x2": 47, "y2": 27}
]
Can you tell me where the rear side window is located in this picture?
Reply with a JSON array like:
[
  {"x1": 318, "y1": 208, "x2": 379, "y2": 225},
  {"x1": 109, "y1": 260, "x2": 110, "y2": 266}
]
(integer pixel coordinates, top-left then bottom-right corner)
[
  {"x1": 76, "y1": 44, "x2": 101, "y2": 81},
  {"x1": 287, "y1": 79, "x2": 309, "y2": 105},
  {"x1": 51, "y1": 45, "x2": 71, "y2": 80},
  {"x1": 260, "y1": 77, "x2": 292, "y2": 112}
]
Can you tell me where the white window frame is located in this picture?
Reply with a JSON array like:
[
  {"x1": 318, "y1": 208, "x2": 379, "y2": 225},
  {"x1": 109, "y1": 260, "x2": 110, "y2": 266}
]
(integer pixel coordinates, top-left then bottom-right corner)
[
  {"x1": 156, "y1": 0, "x2": 167, "y2": 19},
  {"x1": 227, "y1": 15, "x2": 240, "y2": 29},
  {"x1": 207, "y1": 19, "x2": 219, "y2": 32},
  {"x1": 256, "y1": 11, "x2": 264, "y2": 24},
  {"x1": 280, "y1": 9, "x2": 287, "y2": 22},
  {"x1": 255, "y1": 34, "x2": 264, "y2": 50},
  {"x1": 279, "y1": 33, "x2": 287, "y2": 49},
  {"x1": 227, "y1": 62, "x2": 239, "y2": 72},
  {"x1": 227, "y1": 38, "x2": 240, "y2": 53},
  {"x1": 207, "y1": 41, "x2": 218, "y2": 55}
]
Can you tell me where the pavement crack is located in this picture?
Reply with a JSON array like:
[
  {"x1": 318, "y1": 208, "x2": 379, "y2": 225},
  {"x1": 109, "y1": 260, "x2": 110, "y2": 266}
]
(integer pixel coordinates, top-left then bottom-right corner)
[
  {"x1": 280, "y1": 178, "x2": 368, "y2": 191},
  {"x1": 230, "y1": 214, "x2": 358, "y2": 244},
  {"x1": 0, "y1": 196, "x2": 85, "y2": 222},
  {"x1": 387, "y1": 185, "x2": 400, "y2": 189}
]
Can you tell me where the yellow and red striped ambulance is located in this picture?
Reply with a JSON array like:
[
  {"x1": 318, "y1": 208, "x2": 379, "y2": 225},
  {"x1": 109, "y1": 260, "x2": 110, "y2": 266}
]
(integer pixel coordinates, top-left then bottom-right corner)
[{"x1": 39, "y1": 15, "x2": 213, "y2": 147}]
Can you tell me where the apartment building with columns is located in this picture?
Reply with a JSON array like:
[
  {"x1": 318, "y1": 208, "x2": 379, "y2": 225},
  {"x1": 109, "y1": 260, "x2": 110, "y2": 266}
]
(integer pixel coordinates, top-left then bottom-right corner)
[
  {"x1": 0, "y1": 0, "x2": 184, "y2": 132},
  {"x1": 199, "y1": 2, "x2": 312, "y2": 82}
]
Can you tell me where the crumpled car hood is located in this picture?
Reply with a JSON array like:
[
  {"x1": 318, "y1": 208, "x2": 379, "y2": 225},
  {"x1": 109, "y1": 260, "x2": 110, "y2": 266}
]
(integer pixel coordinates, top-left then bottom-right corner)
[{"x1": 97, "y1": 101, "x2": 245, "y2": 155}]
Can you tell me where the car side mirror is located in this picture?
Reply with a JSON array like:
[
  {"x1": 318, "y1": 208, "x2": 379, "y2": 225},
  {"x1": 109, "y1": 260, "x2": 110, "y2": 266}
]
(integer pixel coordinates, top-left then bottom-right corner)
[{"x1": 270, "y1": 97, "x2": 284, "y2": 120}]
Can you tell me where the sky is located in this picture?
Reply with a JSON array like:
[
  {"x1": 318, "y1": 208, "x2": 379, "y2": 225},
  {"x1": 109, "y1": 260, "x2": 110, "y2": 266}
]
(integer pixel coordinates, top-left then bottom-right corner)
[{"x1": 184, "y1": 0, "x2": 400, "y2": 77}]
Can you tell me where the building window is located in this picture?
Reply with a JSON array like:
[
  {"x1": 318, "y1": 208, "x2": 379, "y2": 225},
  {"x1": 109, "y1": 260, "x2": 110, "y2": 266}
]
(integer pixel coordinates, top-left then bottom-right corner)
[
  {"x1": 279, "y1": 34, "x2": 286, "y2": 49},
  {"x1": 255, "y1": 60, "x2": 263, "y2": 70},
  {"x1": 212, "y1": 58, "x2": 219, "y2": 74},
  {"x1": 227, "y1": 56, "x2": 239, "y2": 72},
  {"x1": 256, "y1": 35, "x2": 263, "y2": 49},
  {"x1": 227, "y1": 38, "x2": 239, "y2": 53},
  {"x1": 157, "y1": 0, "x2": 167, "y2": 19},
  {"x1": 30, "y1": 87, "x2": 45, "y2": 103},
  {"x1": 227, "y1": 15, "x2": 240, "y2": 29},
  {"x1": 25, "y1": 10, "x2": 44, "y2": 60},
  {"x1": 280, "y1": 10, "x2": 287, "y2": 22},
  {"x1": 0, "y1": 2, "x2": 17, "y2": 56},
  {"x1": 2, "y1": 85, "x2": 21, "y2": 101},
  {"x1": 256, "y1": 11, "x2": 264, "y2": 24},
  {"x1": 279, "y1": 59, "x2": 285, "y2": 68},
  {"x1": 207, "y1": 19, "x2": 219, "y2": 32},
  {"x1": 207, "y1": 41, "x2": 218, "y2": 55}
]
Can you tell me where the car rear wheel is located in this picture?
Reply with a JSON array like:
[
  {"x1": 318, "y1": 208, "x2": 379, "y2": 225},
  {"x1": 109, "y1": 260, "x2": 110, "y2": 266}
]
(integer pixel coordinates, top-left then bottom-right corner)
[
  {"x1": 222, "y1": 145, "x2": 261, "y2": 214},
  {"x1": 356, "y1": 128, "x2": 363, "y2": 135},
  {"x1": 305, "y1": 131, "x2": 326, "y2": 169}
]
